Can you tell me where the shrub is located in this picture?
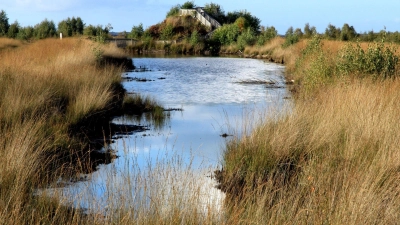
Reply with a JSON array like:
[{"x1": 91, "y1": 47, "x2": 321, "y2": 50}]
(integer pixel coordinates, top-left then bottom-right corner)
[
  {"x1": 212, "y1": 23, "x2": 240, "y2": 46},
  {"x1": 257, "y1": 26, "x2": 277, "y2": 46},
  {"x1": 295, "y1": 35, "x2": 334, "y2": 92},
  {"x1": 166, "y1": 4, "x2": 180, "y2": 17},
  {"x1": 160, "y1": 24, "x2": 174, "y2": 40},
  {"x1": 236, "y1": 28, "x2": 256, "y2": 50},
  {"x1": 337, "y1": 37, "x2": 399, "y2": 79}
]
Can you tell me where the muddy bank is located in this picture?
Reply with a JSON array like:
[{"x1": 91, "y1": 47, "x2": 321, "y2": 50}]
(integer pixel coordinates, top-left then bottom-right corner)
[{"x1": 55, "y1": 56, "x2": 151, "y2": 178}]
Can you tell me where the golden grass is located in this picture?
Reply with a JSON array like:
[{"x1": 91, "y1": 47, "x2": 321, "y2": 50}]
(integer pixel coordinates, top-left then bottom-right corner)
[
  {"x1": 0, "y1": 37, "x2": 23, "y2": 50},
  {"x1": 219, "y1": 36, "x2": 400, "y2": 223},
  {"x1": 221, "y1": 78, "x2": 400, "y2": 224},
  {"x1": 0, "y1": 37, "x2": 131, "y2": 224}
]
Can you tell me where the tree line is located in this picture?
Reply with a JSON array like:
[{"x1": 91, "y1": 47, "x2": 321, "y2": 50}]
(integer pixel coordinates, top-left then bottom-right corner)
[{"x1": 0, "y1": 10, "x2": 111, "y2": 41}]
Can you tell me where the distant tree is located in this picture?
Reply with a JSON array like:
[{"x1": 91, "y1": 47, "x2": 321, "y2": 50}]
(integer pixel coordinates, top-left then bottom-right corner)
[
  {"x1": 257, "y1": 26, "x2": 277, "y2": 45},
  {"x1": 303, "y1": 23, "x2": 317, "y2": 38},
  {"x1": 75, "y1": 17, "x2": 84, "y2": 35},
  {"x1": 325, "y1": 23, "x2": 341, "y2": 40},
  {"x1": 181, "y1": 1, "x2": 196, "y2": 9},
  {"x1": 0, "y1": 10, "x2": 10, "y2": 36},
  {"x1": 129, "y1": 23, "x2": 144, "y2": 39},
  {"x1": 203, "y1": 3, "x2": 226, "y2": 24},
  {"x1": 58, "y1": 19, "x2": 72, "y2": 37},
  {"x1": 7, "y1": 21, "x2": 19, "y2": 38},
  {"x1": 70, "y1": 17, "x2": 77, "y2": 35},
  {"x1": 226, "y1": 10, "x2": 260, "y2": 32},
  {"x1": 34, "y1": 19, "x2": 56, "y2": 39},
  {"x1": 83, "y1": 24, "x2": 110, "y2": 42},
  {"x1": 17, "y1": 26, "x2": 34, "y2": 40},
  {"x1": 294, "y1": 28, "x2": 303, "y2": 38},
  {"x1": 340, "y1": 23, "x2": 357, "y2": 41},
  {"x1": 283, "y1": 26, "x2": 299, "y2": 47}
]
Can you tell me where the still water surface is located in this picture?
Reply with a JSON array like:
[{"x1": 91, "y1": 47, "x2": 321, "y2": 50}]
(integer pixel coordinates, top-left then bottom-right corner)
[{"x1": 51, "y1": 57, "x2": 288, "y2": 214}]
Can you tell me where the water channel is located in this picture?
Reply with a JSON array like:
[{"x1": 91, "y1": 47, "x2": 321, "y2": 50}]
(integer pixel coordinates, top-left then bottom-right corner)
[{"x1": 48, "y1": 56, "x2": 289, "y2": 216}]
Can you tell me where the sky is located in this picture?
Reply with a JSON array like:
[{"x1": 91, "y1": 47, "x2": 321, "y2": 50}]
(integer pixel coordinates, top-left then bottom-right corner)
[{"x1": 1, "y1": 0, "x2": 400, "y2": 35}]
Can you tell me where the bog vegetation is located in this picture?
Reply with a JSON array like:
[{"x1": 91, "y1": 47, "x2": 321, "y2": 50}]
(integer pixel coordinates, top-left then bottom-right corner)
[{"x1": 2, "y1": 1, "x2": 400, "y2": 224}]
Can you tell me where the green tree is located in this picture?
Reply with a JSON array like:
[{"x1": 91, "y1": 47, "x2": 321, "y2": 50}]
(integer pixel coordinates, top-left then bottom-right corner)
[
  {"x1": 0, "y1": 10, "x2": 10, "y2": 36},
  {"x1": 70, "y1": 17, "x2": 77, "y2": 35},
  {"x1": 283, "y1": 26, "x2": 299, "y2": 47},
  {"x1": 7, "y1": 21, "x2": 19, "y2": 38},
  {"x1": 75, "y1": 17, "x2": 84, "y2": 35},
  {"x1": 325, "y1": 23, "x2": 341, "y2": 40},
  {"x1": 58, "y1": 19, "x2": 72, "y2": 37},
  {"x1": 340, "y1": 23, "x2": 357, "y2": 41},
  {"x1": 34, "y1": 19, "x2": 56, "y2": 39},
  {"x1": 257, "y1": 26, "x2": 277, "y2": 46},
  {"x1": 17, "y1": 26, "x2": 34, "y2": 40},
  {"x1": 203, "y1": 3, "x2": 226, "y2": 24},
  {"x1": 303, "y1": 23, "x2": 316, "y2": 38},
  {"x1": 181, "y1": 1, "x2": 196, "y2": 9},
  {"x1": 226, "y1": 10, "x2": 260, "y2": 32},
  {"x1": 129, "y1": 23, "x2": 144, "y2": 39},
  {"x1": 294, "y1": 28, "x2": 303, "y2": 38},
  {"x1": 234, "y1": 17, "x2": 249, "y2": 33}
]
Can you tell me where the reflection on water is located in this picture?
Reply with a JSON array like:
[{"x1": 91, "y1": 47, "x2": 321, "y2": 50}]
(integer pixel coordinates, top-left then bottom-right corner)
[{"x1": 48, "y1": 57, "x2": 289, "y2": 215}]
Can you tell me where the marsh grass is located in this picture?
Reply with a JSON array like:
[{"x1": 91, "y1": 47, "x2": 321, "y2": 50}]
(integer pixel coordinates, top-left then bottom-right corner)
[
  {"x1": 219, "y1": 79, "x2": 400, "y2": 223},
  {"x1": 0, "y1": 37, "x2": 140, "y2": 224},
  {"x1": 216, "y1": 34, "x2": 400, "y2": 224}
]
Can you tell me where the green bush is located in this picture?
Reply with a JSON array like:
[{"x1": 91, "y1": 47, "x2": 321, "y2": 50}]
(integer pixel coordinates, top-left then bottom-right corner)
[
  {"x1": 257, "y1": 26, "x2": 277, "y2": 46},
  {"x1": 166, "y1": 5, "x2": 180, "y2": 17},
  {"x1": 296, "y1": 35, "x2": 334, "y2": 92},
  {"x1": 212, "y1": 23, "x2": 240, "y2": 45},
  {"x1": 337, "y1": 37, "x2": 399, "y2": 79},
  {"x1": 236, "y1": 28, "x2": 256, "y2": 50},
  {"x1": 160, "y1": 24, "x2": 174, "y2": 40}
]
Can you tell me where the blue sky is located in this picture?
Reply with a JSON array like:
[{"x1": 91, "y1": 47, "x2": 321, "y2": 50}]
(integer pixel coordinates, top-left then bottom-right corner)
[{"x1": 1, "y1": 0, "x2": 400, "y2": 34}]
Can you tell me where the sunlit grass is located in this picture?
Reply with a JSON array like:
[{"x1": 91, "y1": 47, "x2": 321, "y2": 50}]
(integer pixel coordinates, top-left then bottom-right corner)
[{"x1": 219, "y1": 77, "x2": 400, "y2": 224}]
